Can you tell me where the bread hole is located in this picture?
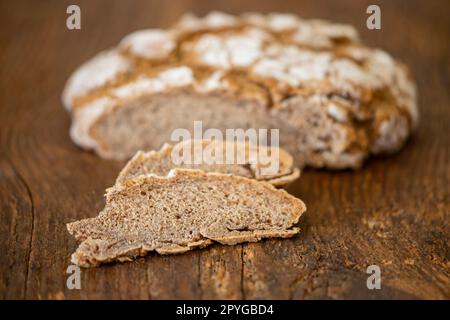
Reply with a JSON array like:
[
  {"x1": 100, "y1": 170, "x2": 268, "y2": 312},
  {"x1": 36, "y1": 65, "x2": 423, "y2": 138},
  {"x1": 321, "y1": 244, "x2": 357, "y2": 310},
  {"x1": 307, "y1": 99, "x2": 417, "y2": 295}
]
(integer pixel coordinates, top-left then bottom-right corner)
[{"x1": 140, "y1": 191, "x2": 146, "y2": 196}]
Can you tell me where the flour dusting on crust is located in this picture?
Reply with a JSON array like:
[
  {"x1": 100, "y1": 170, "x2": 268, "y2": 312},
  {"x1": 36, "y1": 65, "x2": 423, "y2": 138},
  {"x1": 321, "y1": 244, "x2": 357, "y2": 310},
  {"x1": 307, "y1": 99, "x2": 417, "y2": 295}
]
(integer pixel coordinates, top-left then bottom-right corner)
[{"x1": 62, "y1": 12, "x2": 419, "y2": 168}]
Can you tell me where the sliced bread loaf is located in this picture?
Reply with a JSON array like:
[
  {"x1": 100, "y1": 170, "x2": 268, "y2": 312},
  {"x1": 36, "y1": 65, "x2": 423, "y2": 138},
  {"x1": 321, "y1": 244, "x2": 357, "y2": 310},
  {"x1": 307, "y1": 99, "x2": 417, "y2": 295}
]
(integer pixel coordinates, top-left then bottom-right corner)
[
  {"x1": 116, "y1": 139, "x2": 300, "y2": 186},
  {"x1": 63, "y1": 12, "x2": 418, "y2": 169},
  {"x1": 67, "y1": 169, "x2": 306, "y2": 267}
]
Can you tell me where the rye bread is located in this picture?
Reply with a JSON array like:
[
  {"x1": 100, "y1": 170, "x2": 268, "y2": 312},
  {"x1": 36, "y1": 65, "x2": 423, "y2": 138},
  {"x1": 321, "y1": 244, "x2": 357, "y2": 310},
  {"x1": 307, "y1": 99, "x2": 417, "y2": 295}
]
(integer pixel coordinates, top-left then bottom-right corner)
[
  {"x1": 116, "y1": 139, "x2": 300, "y2": 186},
  {"x1": 67, "y1": 169, "x2": 306, "y2": 267},
  {"x1": 62, "y1": 12, "x2": 418, "y2": 169}
]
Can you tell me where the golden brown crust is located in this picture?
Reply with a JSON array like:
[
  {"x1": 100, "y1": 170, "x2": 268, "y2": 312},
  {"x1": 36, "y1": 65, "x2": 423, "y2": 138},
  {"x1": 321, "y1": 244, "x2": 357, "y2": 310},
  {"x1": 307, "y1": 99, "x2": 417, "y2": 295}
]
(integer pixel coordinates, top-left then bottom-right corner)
[{"x1": 63, "y1": 12, "x2": 418, "y2": 169}]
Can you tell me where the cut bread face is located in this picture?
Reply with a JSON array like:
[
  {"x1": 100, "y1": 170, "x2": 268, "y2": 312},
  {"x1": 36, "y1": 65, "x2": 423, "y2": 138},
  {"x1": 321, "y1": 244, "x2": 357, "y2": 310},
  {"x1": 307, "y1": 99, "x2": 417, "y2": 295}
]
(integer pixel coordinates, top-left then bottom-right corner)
[
  {"x1": 63, "y1": 12, "x2": 418, "y2": 169},
  {"x1": 81, "y1": 90, "x2": 272, "y2": 161},
  {"x1": 116, "y1": 139, "x2": 300, "y2": 187},
  {"x1": 67, "y1": 169, "x2": 306, "y2": 267}
]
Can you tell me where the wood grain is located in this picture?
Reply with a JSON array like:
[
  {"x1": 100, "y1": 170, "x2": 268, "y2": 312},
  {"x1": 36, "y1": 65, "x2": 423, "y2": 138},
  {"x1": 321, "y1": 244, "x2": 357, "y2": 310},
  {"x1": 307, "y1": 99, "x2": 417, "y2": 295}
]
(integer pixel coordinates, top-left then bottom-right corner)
[{"x1": 0, "y1": 0, "x2": 449, "y2": 299}]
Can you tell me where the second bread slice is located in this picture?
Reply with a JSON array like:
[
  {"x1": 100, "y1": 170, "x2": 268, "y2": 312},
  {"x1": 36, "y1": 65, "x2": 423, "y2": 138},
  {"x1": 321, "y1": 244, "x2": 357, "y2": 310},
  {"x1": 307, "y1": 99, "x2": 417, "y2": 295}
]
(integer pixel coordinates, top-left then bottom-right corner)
[{"x1": 116, "y1": 139, "x2": 300, "y2": 187}]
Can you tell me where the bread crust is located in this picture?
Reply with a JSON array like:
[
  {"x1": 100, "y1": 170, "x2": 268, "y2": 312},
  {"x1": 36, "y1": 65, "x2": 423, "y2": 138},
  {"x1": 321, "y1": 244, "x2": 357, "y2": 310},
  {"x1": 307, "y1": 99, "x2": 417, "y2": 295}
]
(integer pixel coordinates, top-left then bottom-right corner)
[{"x1": 63, "y1": 12, "x2": 418, "y2": 169}]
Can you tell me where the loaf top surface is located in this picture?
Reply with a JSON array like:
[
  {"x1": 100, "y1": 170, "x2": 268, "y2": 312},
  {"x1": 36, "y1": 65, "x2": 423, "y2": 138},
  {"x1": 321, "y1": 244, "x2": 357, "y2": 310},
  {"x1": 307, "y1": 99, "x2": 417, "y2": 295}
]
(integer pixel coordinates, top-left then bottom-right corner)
[{"x1": 63, "y1": 11, "x2": 418, "y2": 130}]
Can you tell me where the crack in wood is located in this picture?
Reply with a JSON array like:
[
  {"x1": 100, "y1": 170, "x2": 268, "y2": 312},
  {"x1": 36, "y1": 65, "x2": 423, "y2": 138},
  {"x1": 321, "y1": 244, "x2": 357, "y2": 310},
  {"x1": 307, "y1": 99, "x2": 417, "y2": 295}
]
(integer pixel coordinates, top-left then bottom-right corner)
[
  {"x1": 197, "y1": 252, "x2": 203, "y2": 299},
  {"x1": 6, "y1": 159, "x2": 35, "y2": 299},
  {"x1": 240, "y1": 244, "x2": 246, "y2": 299}
]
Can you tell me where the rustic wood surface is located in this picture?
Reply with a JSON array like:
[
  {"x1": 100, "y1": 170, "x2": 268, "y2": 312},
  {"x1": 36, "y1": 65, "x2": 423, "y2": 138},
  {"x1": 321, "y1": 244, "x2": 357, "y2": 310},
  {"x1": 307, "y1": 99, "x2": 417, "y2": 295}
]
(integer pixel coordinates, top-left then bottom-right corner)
[{"x1": 0, "y1": 0, "x2": 449, "y2": 300}]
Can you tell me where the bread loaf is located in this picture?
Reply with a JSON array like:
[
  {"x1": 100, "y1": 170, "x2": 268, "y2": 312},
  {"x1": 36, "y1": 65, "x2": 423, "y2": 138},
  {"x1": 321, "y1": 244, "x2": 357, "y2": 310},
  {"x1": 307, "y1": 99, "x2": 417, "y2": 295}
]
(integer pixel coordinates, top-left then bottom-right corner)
[
  {"x1": 63, "y1": 12, "x2": 418, "y2": 169},
  {"x1": 67, "y1": 169, "x2": 306, "y2": 267}
]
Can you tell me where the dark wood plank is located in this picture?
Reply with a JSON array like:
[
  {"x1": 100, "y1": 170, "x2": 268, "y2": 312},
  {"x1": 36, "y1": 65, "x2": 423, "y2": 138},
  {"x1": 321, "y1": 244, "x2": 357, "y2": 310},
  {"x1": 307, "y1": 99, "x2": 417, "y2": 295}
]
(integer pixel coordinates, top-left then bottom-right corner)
[
  {"x1": 0, "y1": 158, "x2": 33, "y2": 299},
  {"x1": 0, "y1": 0, "x2": 448, "y2": 299}
]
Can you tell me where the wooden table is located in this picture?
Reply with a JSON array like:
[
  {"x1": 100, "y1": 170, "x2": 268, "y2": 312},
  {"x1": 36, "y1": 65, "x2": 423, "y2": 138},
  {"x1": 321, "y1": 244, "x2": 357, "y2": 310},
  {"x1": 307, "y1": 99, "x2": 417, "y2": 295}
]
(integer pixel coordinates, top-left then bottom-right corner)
[{"x1": 1, "y1": 0, "x2": 449, "y2": 299}]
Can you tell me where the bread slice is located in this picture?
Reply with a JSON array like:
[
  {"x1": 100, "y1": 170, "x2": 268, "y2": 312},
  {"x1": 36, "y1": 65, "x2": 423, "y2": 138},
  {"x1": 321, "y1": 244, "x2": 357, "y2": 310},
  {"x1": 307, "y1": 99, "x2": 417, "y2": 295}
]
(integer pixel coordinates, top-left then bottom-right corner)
[
  {"x1": 116, "y1": 139, "x2": 300, "y2": 187},
  {"x1": 63, "y1": 12, "x2": 418, "y2": 169},
  {"x1": 67, "y1": 169, "x2": 306, "y2": 267}
]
